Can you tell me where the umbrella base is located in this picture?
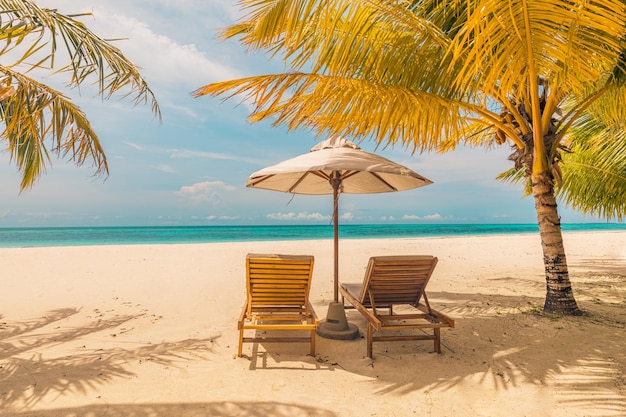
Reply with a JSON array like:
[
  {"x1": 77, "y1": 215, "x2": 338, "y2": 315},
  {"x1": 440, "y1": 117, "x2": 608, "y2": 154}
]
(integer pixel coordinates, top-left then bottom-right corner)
[{"x1": 316, "y1": 301, "x2": 360, "y2": 340}]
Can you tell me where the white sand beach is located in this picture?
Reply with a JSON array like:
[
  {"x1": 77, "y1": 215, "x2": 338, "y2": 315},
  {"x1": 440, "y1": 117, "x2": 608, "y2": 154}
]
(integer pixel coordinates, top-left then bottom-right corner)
[{"x1": 1, "y1": 231, "x2": 625, "y2": 416}]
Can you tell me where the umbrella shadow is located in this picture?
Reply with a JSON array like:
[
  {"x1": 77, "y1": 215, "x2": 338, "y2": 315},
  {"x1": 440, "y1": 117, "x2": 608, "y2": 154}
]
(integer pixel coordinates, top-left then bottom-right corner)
[
  {"x1": 314, "y1": 277, "x2": 626, "y2": 416},
  {"x1": 0, "y1": 307, "x2": 219, "y2": 410},
  {"x1": 2, "y1": 401, "x2": 338, "y2": 417}
]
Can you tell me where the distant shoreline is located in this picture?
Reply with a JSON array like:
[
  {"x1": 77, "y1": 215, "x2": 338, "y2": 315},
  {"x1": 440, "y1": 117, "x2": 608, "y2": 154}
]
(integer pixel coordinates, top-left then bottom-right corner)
[{"x1": 0, "y1": 223, "x2": 624, "y2": 249}]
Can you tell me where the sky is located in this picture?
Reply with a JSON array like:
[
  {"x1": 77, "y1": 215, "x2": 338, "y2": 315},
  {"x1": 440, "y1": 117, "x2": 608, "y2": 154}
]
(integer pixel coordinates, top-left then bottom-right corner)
[{"x1": 0, "y1": 0, "x2": 602, "y2": 227}]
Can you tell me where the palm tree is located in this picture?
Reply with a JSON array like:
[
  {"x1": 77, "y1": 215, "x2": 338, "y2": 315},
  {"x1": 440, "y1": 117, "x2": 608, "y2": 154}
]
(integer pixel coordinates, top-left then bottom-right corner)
[
  {"x1": 0, "y1": 0, "x2": 160, "y2": 190},
  {"x1": 194, "y1": 0, "x2": 626, "y2": 315}
]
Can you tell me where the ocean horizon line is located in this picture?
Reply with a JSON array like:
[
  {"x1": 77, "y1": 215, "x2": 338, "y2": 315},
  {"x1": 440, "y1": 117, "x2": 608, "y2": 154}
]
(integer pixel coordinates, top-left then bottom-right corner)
[{"x1": 0, "y1": 223, "x2": 624, "y2": 249}]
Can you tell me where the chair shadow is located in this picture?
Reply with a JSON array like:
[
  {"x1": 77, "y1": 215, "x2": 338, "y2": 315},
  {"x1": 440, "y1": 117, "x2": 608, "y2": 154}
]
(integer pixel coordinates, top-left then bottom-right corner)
[
  {"x1": 244, "y1": 340, "x2": 334, "y2": 371},
  {"x1": 2, "y1": 401, "x2": 337, "y2": 417},
  {"x1": 0, "y1": 307, "x2": 218, "y2": 410}
]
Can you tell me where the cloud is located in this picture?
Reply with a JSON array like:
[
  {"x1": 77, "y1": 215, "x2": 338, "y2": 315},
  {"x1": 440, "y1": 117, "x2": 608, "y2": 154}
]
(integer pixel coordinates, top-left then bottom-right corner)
[
  {"x1": 266, "y1": 212, "x2": 331, "y2": 221},
  {"x1": 150, "y1": 164, "x2": 176, "y2": 173},
  {"x1": 93, "y1": 11, "x2": 240, "y2": 88},
  {"x1": 176, "y1": 180, "x2": 236, "y2": 204},
  {"x1": 402, "y1": 213, "x2": 443, "y2": 220},
  {"x1": 123, "y1": 142, "x2": 145, "y2": 151},
  {"x1": 219, "y1": 215, "x2": 239, "y2": 220},
  {"x1": 340, "y1": 212, "x2": 354, "y2": 221},
  {"x1": 167, "y1": 149, "x2": 259, "y2": 164}
]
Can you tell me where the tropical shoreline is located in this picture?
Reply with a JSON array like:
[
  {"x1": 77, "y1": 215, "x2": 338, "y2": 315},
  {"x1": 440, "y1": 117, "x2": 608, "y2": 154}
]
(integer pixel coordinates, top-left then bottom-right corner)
[{"x1": 0, "y1": 222, "x2": 624, "y2": 248}]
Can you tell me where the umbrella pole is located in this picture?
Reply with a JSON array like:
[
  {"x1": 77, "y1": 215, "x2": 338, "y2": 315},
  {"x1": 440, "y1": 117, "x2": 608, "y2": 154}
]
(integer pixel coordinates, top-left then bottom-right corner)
[
  {"x1": 316, "y1": 171, "x2": 359, "y2": 341},
  {"x1": 333, "y1": 183, "x2": 339, "y2": 303}
]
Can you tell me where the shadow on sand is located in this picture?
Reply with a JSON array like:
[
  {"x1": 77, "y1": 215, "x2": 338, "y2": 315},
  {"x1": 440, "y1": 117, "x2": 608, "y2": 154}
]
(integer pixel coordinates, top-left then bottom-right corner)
[
  {"x1": 1, "y1": 401, "x2": 337, "y2": 417},
  {"x1": 1, "y1": 266, "x2": 624, "y2": 416},
  {"x1": 1, "y1": 307, "x2": 218, "y2": 411},
  {"x1": 307, "y1": 269, "x2": 625, "y2": 416}
]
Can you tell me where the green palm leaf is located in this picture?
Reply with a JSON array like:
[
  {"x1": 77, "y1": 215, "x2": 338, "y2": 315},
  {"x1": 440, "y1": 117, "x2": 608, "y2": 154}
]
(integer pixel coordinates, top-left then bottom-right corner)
[
  {"x1": 559, "y1": 90, "x2": 626, "y2": 221},
  {"x1": 0, "y1": 67, "x2": 105, "y2": 190},
  {"x1": 0, "y1": 0, "x2": 160, "y2": 189}
]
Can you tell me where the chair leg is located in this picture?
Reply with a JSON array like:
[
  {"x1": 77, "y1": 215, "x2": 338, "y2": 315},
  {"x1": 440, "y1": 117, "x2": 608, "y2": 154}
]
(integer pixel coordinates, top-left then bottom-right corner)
[
  {"x1": 238, "y1": 327, "x2": 244, "y2": 357},
  {"x1": 310, "y1": 329, "x2": 316, "y2": 356},
  {"x1": 367, "y1": 323, "x2": 374, "y2": 358},
  {"x1": 434, "y1": 327, "x2": 441, "y2": 353}
]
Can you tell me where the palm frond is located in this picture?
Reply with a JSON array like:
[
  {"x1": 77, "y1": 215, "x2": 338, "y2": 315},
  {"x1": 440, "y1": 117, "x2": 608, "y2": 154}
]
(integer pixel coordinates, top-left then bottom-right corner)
[
  {"x1": 446, "y1": 0, "x2": 625, "y2": 99},
  {"x1": 557, "y1": 91, "x2": 626, "y2": 221},
  {"x1": 222, "y1": 1, "x2": 459, "y2": 93},
  {"x1": 0, "y1": 66, "x2": 106, "y2": 190},
  {"x1": 194, "y1": 71, "x2": 469, "y2": 152},
  {"x1": 496, "y1": 166, "x2": 532, "y2": 195},
  {"x1": 559, "y1": 143, "x2": 626, "y2": 221},
  {"x1": 0, "y1": 0, "x2": 160, "y2": 117},
  {"x1": 0, "y1": 1, "x2": 161, "y2": 189}
]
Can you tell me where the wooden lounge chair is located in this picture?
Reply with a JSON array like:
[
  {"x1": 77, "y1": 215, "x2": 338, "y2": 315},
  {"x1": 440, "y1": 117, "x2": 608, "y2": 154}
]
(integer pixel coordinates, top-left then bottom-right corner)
[
  {"x1": 339, "y1": 255, "x2": 454, "y2": 358},
  {"x1": 238, "y1": 253, "x2": 318, "y2": 357}
]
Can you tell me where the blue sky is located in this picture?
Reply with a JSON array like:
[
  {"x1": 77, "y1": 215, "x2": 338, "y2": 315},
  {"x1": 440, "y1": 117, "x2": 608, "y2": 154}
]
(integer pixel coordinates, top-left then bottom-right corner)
[{"x1": 0, "y1": 0, "x2": 600, "y2": 227}]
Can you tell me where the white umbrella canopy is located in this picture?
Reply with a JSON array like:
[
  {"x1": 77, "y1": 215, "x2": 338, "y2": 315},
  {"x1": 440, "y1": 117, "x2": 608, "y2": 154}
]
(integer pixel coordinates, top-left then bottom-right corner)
[
  {"x1": 247, "y1": 136, "x2": 432, "y2": 194},
  {"x1": 247, "y1": 136, "x2": 433, "y2": 303}
]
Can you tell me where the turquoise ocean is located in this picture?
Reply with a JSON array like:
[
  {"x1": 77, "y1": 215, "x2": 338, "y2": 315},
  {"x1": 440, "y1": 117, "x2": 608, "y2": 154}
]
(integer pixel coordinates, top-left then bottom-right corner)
[{"x1": 0, "y1": 223, "x2": 624, "y2": 248}]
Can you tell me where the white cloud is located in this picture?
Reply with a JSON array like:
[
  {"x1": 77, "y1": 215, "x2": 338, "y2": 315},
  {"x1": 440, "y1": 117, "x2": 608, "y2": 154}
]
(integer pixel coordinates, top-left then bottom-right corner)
[
  {"x1": 168, "y1": 149, "x2": 258, "y2": 164},
  {"x1": 401, "y1": 215, "x2": 420, "y2": 220},
  {"x1": 124, "y1": 142, "x2": 145, "y2": 151},
  {"x1": 176, "y1": 180, "x2": 236, "y2": 204},
  {"x1": 266, "y1": 212, "x2": 331, "y2": 221},
  {"x1": 150, "y1": 164, "x2": 176, "y2": 173},
  {"x1": 92, "y1": 11, "x2": 240, "y2": 88},
  {"x1": 219, "y1": 215, "x2": 239, "y2": 220},
  {"x1": 402, "y1": 213, "x2": 443, "y2": 220},
  {"x1": 35, "y1": 3, "x2": 242, "y2": 90},
  {"x1": 340, "y1": 212, "x2": 354, "y2": 221}
]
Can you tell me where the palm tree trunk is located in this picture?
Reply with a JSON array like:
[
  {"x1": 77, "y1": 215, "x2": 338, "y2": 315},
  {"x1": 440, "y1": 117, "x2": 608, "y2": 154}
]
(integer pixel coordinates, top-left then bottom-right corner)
[{"x1": 532, "y1": 173, "x2": 582, "y2": 315}]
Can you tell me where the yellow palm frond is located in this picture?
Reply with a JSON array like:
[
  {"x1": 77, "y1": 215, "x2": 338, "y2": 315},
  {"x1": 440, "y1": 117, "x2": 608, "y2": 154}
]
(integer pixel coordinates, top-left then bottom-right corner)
[
  {"x1": 194, "y1": 71, "x2": 469, "y2": 153},
  {"x1": 0, "y1": 67, "x2": 106, "y2": 190},
  {"x1": 201, "y1": 1, "x2": 626, "y2": 152},
  {"x1": 0, "y1": 1, "x2": 160, "y2": 189},
  {"x1": 0, "y1": 0, "x2": 160, "y2": 113},
  {"x1": 446, "y1": 0, "x2": 624, "y2": 98}
]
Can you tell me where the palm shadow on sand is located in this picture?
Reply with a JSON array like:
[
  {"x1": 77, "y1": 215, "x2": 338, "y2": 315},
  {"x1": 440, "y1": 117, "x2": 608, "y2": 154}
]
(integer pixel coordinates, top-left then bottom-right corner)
[
  {"x1": 0, "y1": 307, "x2": 219, "y2": 410},
  {"x1": 3, "y1": 401, "x2": 337, "y2": 417}
]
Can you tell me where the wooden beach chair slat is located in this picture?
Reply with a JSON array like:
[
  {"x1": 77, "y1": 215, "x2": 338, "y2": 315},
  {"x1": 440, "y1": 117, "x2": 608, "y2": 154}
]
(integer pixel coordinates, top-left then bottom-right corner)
[
  {"x1": 339, "y1": 255, "x2": 454, "y2": 358},
  {"x1": 237, "y1": 253, "x2": 318, "y2": 357}
]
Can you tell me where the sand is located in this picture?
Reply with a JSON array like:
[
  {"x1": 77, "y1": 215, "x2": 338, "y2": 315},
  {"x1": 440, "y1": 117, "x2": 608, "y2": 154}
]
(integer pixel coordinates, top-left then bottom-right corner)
[{"x1": 1, "y1": 231, "x2": 625, "y2": 416}]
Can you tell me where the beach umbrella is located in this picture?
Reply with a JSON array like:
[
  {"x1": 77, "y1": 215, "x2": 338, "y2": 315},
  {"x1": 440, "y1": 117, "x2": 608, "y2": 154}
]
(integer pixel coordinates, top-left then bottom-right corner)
[{"x1": 247, "y1": 136, "x2": 433, "y2": 338}]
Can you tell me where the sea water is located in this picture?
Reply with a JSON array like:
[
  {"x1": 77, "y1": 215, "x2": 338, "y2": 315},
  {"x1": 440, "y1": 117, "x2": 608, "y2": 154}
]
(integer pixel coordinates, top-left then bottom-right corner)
[{"x1": 0, "y1": 223, "x2": 623, "y2": 248}]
